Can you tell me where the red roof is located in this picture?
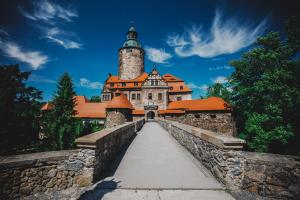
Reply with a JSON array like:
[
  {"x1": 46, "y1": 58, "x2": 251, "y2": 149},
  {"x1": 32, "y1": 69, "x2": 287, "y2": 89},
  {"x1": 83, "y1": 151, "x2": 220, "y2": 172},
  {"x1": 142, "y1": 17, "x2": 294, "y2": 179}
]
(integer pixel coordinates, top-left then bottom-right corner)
[
  {"x1": 41, "y1": 102, "x2": 54, "y2": 111},
  {"x1": 106, "y1": 91, "x2": 134, "y2": 109},
  {"x1": 106, "y1": 72, "x2": 148, "y2": 83},
  {"x1": 132, "y1": 109, "x2": 145, "y2": 115},
  {"x1": 167, "y1": 97, "x2": 231, "y2": 111},
  {"x1": 74, "y1": 96, "x2": 108, "y2": 118},
  {"x1": 162, "y1": 74, "x2": 183, "y2": 82},
  {"x1": 158, "y1": 109, "x2": 185, "y2": 114}
]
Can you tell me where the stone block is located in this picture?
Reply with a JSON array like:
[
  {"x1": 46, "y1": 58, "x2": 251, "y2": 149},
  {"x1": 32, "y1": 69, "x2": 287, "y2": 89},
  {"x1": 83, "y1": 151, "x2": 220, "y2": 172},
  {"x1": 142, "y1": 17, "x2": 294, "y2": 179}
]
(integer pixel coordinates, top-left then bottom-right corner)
[{"x1": 74, "y1": 175, "x2": 92, "y2": 187}]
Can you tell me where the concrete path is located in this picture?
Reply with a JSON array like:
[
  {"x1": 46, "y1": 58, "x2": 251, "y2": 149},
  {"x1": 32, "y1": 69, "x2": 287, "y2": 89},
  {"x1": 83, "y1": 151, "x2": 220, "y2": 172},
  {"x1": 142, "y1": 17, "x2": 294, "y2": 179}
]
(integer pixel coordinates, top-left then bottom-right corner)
[{"x1": 81, "y1": 121, "x2": 235, "y2": 200}]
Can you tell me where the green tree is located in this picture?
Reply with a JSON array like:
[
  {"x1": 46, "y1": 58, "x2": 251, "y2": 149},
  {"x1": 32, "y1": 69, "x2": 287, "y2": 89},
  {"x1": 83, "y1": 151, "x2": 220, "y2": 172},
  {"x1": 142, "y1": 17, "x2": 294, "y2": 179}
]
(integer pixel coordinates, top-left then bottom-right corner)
[
  {"x1": 206, "y1": 83, "x2": 232, "y2": 103},
  {"x1": 42, "y1": 73, "x2": 78, "y2": 150},
  {"x1": 0, "y1": 65, "x2": 42, "y2": 155},
  {"x1": 230, "y1": 30, "x2": 300, "y2": 154},
  {"x1": 90, "y1": 96, "x2": 101, "y2": 102}
]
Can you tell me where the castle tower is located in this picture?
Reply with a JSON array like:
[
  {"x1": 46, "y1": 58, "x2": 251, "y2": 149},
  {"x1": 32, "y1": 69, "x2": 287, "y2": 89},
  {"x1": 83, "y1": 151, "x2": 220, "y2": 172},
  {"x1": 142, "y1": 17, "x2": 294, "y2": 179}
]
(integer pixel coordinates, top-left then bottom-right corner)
[{"x1": 118, "y1": 25, "x2": 144, "y2": 80}]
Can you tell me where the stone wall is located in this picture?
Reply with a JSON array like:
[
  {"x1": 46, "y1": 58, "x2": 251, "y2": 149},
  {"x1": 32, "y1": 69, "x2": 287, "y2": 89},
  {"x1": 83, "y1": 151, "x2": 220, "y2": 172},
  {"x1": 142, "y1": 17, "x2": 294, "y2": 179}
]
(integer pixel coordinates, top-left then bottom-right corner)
[
  {"x1": 0, "y1": 149, "x2": 94, "y2": 199},
  {"x1": 0, "y1": 119, "x2": 145, "y2": 199},
  {"x1": 157, "y1": 118, "x2": 300, "y2": 199},
  {"x1": 164, "y1": 111, "x2": 234, "y2": 136},
  {"x1": 118, "y1": 47, "x2": 144, "y2": 80},
  {"x1": 76, "y1": 119, "x2": 145, "y2": 181},
  {"x1": 105, "y1": 108, "x2": 132, "y2": 128}
]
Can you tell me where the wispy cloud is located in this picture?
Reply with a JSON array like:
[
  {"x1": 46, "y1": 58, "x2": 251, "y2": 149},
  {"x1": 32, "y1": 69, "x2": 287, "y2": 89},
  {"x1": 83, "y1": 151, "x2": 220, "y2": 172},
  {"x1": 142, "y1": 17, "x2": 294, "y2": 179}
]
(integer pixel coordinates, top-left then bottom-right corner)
[
  {"x1": 211, "y1": 76, "x2": 228, "y2": 84},
  {"x1": 208, "y1": 65, "x2": 232, "y2": 71},
  {"x1": 0, "y1": 40, "x2": 48, "y2": 70},
  {"x1": 79, "y1": 78, "x2": 103, "y2": 90},
  {"x1": 145, "y1": 46, "x2": 172, "y2": 64},
  {"x1": 28, "y1": 74, "x2": 56, "y2": 84},
  {"x1": 19, "y1": 0, "x2": 77, "y2": 25},
  {"x1": 187, "y1": 82, "x2": 208, "y2": 91},
  {"x1": 167, "y1": 10, "x2": 267, "y2": 58},
  {"x1": 19, "y1": 0, "x2": 82, "y2": 49},
  {"x1": 0, "y1": 28, "x2": 9, "y2": 36},
  {"x1": 42, "y1": 27, "x2": 82, "y2": 49}
]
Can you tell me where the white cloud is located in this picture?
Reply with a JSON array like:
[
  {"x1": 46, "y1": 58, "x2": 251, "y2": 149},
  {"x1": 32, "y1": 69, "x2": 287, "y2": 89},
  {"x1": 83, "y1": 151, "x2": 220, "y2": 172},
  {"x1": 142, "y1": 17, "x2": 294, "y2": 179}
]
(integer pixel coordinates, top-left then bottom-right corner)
[
  {"x1": 19, "y1": 1, "x2": 82, "y2": 49},
  {"x1": 211, "y1": 76, "x2": 228, "y2": 84},
  {"x1": 167, "y1": 11, "x2": 267, "y2": 58},
  {"x1": 0, "y1": 40, "x2": 48, "y2": 70},
  {"x1": 79, "y1": 78, "x2": 103, "y2": 90},
  {"x1": 43, "y1": 27, "x2": 82, "y2": 49},
  {"x1": 187, "y1": 82, "x2": 208, "y2": 91},
  {"x1": 28, "y1": 74, "x2": 56, "y2": 84},
  {"x1": 145, "y1": 46, "x2": 172, "y2": 64},
  {"x1": 19, "y1": 0, "x2": 78, "y2": 24},
  {"x1": 208, "y1": 65, "x2": 232, "y2": 71}
]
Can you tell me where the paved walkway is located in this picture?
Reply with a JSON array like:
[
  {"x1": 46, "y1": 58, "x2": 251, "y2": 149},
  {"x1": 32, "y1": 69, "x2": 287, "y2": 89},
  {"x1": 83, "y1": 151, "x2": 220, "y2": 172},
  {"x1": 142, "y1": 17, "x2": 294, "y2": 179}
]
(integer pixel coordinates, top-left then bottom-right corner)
[{"x1": 81, "y1": 121, "x2": 235, "y2": 200}]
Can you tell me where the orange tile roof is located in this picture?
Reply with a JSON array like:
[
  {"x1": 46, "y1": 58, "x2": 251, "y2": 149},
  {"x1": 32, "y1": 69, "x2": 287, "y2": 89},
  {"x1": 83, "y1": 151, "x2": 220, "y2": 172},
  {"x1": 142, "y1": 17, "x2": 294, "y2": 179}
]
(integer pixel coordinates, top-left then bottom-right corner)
[
  {"x1": 158, "y1": 109, "x2": 185, "y2": 114},
  {"x1": 106, "y1": 92, "x2": 134, "y2": 109},
  {"x1": 41, "y1": 102, "x2": 54, "y2": 111},
  {"x1": 162, "y1": 74, "x2": 183, "y2": 82},
  {"x1": 106, "y1": 72, "x2": 148, "y2": 83},
  {"x1": 132, "y1": 109, "x2": 145, "y2": 115},
  {"x1": 74, "y1": 96, "x2": 108, "y2": 118},
  {"x1": 167, "y1": 97, "x2": 231, "y2": 111},
  {"x1": 168, "y1": 82, "x2": 192, "y2": 93}
]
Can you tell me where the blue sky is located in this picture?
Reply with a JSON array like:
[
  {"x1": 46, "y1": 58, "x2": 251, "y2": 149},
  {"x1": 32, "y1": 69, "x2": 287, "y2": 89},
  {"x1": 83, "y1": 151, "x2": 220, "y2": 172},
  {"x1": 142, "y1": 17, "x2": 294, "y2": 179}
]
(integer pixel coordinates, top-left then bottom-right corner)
[{"x1": 0, "y1": 0, "x2": 298, "y2": 101}]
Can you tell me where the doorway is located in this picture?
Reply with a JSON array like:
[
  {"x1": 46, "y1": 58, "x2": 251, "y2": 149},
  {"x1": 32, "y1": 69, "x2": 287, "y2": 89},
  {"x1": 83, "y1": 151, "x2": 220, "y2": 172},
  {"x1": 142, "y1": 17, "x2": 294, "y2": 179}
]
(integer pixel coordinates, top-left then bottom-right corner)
[{"x1": 147, "y1": 111, "x2": 155, "y2": 120}]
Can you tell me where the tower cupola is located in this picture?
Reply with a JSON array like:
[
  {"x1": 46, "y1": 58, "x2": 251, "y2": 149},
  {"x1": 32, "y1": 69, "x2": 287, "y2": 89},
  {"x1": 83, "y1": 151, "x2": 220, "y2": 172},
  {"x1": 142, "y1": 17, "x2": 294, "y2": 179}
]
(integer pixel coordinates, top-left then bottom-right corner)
[{"x1": 123, "y1": 25, "x2": 141, "y2": 48}]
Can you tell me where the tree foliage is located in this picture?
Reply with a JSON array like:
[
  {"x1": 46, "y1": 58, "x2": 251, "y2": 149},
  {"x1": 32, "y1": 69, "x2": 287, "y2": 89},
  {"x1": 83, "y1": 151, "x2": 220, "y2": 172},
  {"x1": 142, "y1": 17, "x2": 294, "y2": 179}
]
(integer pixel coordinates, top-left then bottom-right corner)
[
  {"x1": 41, "y1": 73, "x2": 79, "y2": 150},
  {"x1": 0, "y1": 65, "x2": 42, "y2": 155},
  {"x1": 206, "y1": 83, "x2": 232, "y2": 103},
  {"x1": 230, "y1": 26, "x2": 300, "y2": 154}
]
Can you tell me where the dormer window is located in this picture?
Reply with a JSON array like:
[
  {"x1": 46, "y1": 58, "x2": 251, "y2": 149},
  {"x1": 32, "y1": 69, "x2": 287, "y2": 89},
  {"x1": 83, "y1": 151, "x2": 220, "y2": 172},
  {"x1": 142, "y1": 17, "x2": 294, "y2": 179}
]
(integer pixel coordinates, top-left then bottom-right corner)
[
  {"x1": 180, "y1": 86, "x2": 183, "y2": 90},
  {"x1": 170, "y1": 87, "x2": 173, "y2": 90},
  {"x1": 134, "y1": 82, "x2": 138, "y2": 86},
  {"x1": 122, "y1": 83, "x2": 126, "y2": 87},
  {"x1": 110, "y1": 83, "x2": 114, "y2": 87}
]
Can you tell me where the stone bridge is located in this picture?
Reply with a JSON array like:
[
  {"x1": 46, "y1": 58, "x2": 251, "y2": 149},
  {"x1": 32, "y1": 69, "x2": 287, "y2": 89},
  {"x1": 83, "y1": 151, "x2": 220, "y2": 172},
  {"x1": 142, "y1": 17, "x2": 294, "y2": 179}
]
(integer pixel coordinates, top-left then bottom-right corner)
[{"x1": 0, "y1": 118, "x2": 299, "y2": 200}]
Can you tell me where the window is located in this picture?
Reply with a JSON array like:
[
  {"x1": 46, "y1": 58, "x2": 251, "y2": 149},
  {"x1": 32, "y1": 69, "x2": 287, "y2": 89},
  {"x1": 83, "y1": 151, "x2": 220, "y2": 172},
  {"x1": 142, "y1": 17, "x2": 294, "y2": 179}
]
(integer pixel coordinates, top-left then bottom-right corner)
[
  {"x1": 151, "y1": 80, "x2": 154, "y2": 86},
  {"x1": 134, "y1": 82, "x2": 138, "y2": 86},
  {"x1": 180, "y1": 86, "x2": 183, "y2": 90},
  {"x1": 148, "y1": 93, "x2": 152, "y2": 100},
  {"x1": 124, "y1": 94, "x2": 128, "y2": 99},
  {"x1": 170, "y1": 86, "x2": 173, "y2": 90},
  {"x1": 122, "y1": 83, "x2": 126, "y2": 87},
  {"x1": 158, "y1": 93, "x2": 163, "y2": 100},
  {"x1": 132, "y1": 93, "x2": 136, "y2": 100},
  {"x1": 137, "y1": 93, "x2": 141, "y2": 100},
  {"x1": 155, "y1": 81, "x2": 158, "y2": 86},
  {"x1": 110, "y1": 83, "x2": 114, "y2": 87},
  {"x1": 177, "y1": 96, "x2": 182, "y2": 101}
]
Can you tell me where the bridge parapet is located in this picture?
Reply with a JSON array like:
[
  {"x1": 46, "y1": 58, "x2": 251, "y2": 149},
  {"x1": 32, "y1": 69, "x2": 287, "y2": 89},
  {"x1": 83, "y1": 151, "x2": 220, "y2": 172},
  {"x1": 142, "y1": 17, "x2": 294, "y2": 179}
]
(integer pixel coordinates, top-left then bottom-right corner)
[
  {"x1": 75, "y1": 118, "x2": 145, "y2": 181},
  {"x1": 0, "y1": 118, "x2": 145, "y2": 199},
  {"x1": 157, "y1": 118, "x2": 300, "y2": 199}
]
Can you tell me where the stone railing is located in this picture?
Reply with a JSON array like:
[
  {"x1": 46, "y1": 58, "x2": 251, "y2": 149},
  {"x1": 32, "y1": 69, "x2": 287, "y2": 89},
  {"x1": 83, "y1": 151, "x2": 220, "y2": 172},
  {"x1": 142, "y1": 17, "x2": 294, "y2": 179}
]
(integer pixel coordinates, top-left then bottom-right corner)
[
  {"x1": 0, "y1": 149, "x2": 93, "y2": 199},
  {"x1": 157, "y1": 118, "x2": 300, "y2": 199},
  {"x1": 75, "y1": 118, "x2": 145, "y2": 181},
  {"x1": 0, "y1": 118, "x2": 145, "y2": 199}
]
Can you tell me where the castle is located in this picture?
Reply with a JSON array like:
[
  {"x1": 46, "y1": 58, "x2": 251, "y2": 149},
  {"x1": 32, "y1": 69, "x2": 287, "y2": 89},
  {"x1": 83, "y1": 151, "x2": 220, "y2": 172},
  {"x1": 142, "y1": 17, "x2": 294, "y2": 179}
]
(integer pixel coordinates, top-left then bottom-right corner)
[
  {"x1": 42, "y1": 25, "x2": 234, "y2": 135},
  {"x1": 101, "y1": 25, "x2": 192, "y2": 119}
]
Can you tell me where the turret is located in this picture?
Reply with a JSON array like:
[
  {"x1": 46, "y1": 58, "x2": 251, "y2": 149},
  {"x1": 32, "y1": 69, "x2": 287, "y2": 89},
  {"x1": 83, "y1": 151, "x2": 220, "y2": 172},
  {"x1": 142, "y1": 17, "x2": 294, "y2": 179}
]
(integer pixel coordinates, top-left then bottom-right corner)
[
  {"x1": 105, "y1": 91, "x2": 133, "y2": 128},
  {"x1": 118, "y1": 24, "x2": 144, "y2": 80}
]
